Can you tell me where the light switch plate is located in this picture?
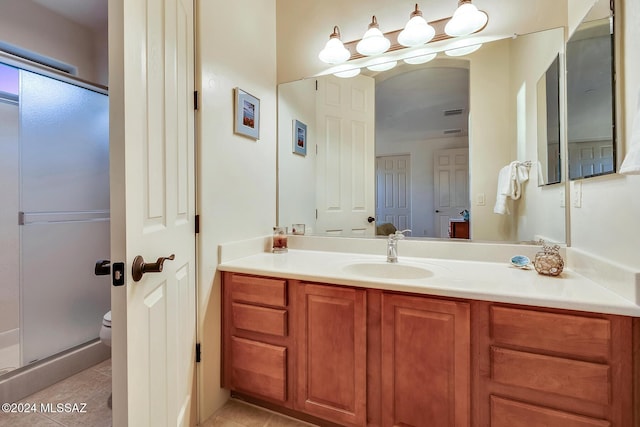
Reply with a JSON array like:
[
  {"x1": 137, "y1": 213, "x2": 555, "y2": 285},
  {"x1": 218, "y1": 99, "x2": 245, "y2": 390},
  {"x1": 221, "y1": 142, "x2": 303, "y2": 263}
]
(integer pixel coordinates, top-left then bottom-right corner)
[{"x1": 572, "y1": 181, "x2": 582, "y2": 208}]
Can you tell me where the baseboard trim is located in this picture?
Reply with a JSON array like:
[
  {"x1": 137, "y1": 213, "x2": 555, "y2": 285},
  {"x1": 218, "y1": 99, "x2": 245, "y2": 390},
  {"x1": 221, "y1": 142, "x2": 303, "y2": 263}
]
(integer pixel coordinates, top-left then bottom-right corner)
[{"x1": 0, "y1": 339, "x2": 110, "y2": 403}]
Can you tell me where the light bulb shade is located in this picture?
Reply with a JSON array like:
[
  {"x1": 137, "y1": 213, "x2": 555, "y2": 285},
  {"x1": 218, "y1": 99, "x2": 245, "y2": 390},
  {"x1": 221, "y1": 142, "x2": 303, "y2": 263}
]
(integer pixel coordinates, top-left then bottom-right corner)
[
  {"x1": 318, "y1": 26, "x2": 351, "y2": 64},
  {"x1": 444, "y1": 1, "x2": 488, "y2": 37},
  {"x1": 366, "y1": 58, "x2": 397, "y2": 72},
  {"x1": 334, "y1": 67, "x2": 361, "y2": 78},
  {"x1": 403, "y1": 52, "x2": 437, "y2": 64},
  {"x1": 319, "y1": 38, "x2": 351, "y2": 64},
  {"x1": 444, "y1": 43, "x2": 482, "y2": 57},
  {"x1": 397, "y1": 6, "x2": 436, "y2": 47},
  {"x1": 356, "y1": 16, "x2": 391, "y2": 56}
]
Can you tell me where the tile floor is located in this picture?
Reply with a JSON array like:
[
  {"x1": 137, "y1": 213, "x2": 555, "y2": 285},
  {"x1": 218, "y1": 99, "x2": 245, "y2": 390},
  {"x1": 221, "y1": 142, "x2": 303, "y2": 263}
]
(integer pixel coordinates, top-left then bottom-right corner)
[
  {"x1": 0, "y1": 359, "x2": 315, "y2": 427},
  {"x1": 0, "y1": 358, "x2": 112, "y2": 427},
  {"x1": 201, "y1": 399, "x2": 317, "y2": 427}
]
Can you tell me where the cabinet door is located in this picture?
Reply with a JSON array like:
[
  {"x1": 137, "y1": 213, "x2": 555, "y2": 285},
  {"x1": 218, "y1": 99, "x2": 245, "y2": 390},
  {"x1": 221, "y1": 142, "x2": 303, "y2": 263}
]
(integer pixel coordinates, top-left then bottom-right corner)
[
  {"x1": 381, "y1": 293, "x2": 470, "y2": 427},
  {"x1": 296, "y1": 282, "x2": 367, "y2": 426}
]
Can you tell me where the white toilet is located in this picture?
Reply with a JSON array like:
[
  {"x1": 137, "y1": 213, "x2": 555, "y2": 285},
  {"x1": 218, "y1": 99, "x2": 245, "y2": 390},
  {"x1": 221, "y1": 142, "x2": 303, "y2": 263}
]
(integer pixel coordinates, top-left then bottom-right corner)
[{"x1": 100, "y1": 311, "x2": 111, "y2": 347}]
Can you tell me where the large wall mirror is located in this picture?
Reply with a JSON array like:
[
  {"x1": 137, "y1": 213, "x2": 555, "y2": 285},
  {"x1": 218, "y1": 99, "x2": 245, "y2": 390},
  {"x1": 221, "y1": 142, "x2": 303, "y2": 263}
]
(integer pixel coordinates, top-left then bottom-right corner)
[
  {"x1": 276, "y1": 0, "x2": 615, "y2": 244},
  {"x1": 278, "y1": 27, "x2": 567, "y2": 244},
  {"x1": 566, "y1": 1, "x2": 616, "y2": 180}
]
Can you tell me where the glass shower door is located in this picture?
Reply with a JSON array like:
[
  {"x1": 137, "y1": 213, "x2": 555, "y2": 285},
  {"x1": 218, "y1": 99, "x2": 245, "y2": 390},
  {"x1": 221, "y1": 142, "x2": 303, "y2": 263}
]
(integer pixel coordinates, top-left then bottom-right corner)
[{"x1": 19, "y1": 69, "x2": 110, "y2": 365}]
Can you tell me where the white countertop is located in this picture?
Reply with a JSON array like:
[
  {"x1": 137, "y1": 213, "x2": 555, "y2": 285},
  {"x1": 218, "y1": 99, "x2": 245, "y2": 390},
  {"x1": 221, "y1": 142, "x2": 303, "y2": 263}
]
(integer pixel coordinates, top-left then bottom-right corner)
[{"x1": 218, "y1": 248, "x2": 640, "y2": 317}]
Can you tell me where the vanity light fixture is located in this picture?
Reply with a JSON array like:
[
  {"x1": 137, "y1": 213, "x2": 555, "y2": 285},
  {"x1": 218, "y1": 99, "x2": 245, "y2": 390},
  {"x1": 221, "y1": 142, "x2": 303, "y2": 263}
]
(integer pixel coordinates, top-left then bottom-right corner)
[
  {"x1": 397, "y1": 4, "x2": 436, "y2": 47},
  {"x1": 356, "y1": 16, "x2": 391, "y2": 56},
  {"x1": 318, "y1": 2, "x2": 489, "y2": 73},
  {"x1": 318, "y1": 26, "x2": 351, "y2": 65},
  {"x1": 444, "y1": 0, "x2": 488, "y2": 37},
  {"x1": 444, "y1": 43, "x2": 482, "y2": 56}
]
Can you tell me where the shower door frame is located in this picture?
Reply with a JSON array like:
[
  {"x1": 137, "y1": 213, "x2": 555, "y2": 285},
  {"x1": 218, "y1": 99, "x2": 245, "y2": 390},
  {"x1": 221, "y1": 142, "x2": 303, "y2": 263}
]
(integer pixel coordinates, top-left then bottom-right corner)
[{"x1": 0, "y1": 51, "x2": 110, "y2": 374}]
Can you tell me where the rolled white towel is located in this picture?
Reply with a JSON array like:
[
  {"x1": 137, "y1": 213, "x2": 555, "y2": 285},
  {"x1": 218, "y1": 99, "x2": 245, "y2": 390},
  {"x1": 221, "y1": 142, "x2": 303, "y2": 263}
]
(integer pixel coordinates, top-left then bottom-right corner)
[{"x1": 494, "y1": 161, "x2": 530, "y2": 215}]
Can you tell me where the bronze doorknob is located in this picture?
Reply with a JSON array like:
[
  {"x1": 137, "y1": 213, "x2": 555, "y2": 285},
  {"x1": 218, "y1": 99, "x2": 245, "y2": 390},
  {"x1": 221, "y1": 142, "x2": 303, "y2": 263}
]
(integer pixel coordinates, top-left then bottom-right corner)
[{"x1": 132, "y1": 254, "x2": 175, "y2": 282}]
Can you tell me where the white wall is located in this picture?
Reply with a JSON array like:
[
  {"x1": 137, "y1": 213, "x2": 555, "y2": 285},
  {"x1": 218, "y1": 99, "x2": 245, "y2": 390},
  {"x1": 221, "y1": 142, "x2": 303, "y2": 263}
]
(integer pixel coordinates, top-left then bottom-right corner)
[
  {"x1": 0, "y1": 0, "x2": 107, "y2": 86},
  {"x1": 196, "y1": 0, "x2": 277, "y2": 420}
]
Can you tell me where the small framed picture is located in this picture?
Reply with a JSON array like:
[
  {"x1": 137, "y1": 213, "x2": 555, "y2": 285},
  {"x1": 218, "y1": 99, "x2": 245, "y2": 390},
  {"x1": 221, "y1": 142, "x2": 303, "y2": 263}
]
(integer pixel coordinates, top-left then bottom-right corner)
[
  {"x1": 293, "y1": 119, "x2": 307, "y2": 156},
  {"x1": 234, "y1": 87, "x2": 260, "y2": 140}
]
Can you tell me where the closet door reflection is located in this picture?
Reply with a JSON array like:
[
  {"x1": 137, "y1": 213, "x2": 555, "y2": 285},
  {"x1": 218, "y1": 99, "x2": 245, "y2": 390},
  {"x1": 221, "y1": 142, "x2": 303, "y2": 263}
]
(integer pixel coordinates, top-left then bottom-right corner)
[{"x1": 20, "y1": 70, "x2": 110, "y2": 365}]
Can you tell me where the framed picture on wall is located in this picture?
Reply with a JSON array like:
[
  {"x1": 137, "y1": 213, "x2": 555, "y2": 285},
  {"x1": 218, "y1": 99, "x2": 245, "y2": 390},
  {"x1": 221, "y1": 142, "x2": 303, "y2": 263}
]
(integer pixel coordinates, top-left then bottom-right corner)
[
  {"x1": 234, "y1": 87, "x2": 260, "y2": 140},
  {"x1": 293, "y1": 119, "x2": 307, "y2": 156}
]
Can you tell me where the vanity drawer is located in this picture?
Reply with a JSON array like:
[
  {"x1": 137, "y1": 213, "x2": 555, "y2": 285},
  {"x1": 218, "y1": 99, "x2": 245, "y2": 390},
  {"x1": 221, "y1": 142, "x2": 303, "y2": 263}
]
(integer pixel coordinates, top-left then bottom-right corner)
[
  {"x1": 228, "y1": 273, "x2": 287, "y2": 308},
  {"x1": 490, "y1": 306, "x2": 611, "y2": 360},
  {"x1": 230, "y1": 336, "x2": 287, "y2": 403},
  {"x1": 232, "y1": 302, "x2": 288, "y2": 336},
  {"x1": 491, "y1": 347, "x2": 610, "y2": 405},
  {"x1": 490, "y1": 396, "x2": 610, "y2": 427}
]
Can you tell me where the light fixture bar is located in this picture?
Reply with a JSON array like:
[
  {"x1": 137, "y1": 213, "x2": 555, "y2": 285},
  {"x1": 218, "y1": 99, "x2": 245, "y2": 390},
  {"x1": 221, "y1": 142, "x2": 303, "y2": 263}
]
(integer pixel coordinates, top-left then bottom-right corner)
[
  {"x1": 345, "y1": 16, "x2": 448, "y2": 60},
  {"x1": 340, "y1": 13, "x2": 486, "y2": 62}
]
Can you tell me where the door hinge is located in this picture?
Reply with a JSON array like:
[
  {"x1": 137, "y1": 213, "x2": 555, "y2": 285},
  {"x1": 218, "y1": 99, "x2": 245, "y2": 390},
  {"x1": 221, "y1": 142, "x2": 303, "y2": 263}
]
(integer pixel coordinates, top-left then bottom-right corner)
[
  {"x1": 195, "y1": 214, "x2": 200, "y2": 234},
  {"x1": 315, "y1": 209, "x2": 318, "y2": 219},
  {"x1": 195, "y1": 343, "x2": 201, "y2": 363},
  {"x1": 315, "y1": 79, "x2": 318, "y2": 91},
  {"x1": 194, "y1": 91, "x2": 199, "y2": 110}
]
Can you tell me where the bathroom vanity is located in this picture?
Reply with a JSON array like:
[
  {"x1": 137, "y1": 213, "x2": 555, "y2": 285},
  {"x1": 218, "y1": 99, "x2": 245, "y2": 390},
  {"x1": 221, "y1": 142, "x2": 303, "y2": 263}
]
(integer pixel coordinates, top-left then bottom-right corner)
[{"x1": 218, "y1": 240, "x2": 640, "y2": 427}]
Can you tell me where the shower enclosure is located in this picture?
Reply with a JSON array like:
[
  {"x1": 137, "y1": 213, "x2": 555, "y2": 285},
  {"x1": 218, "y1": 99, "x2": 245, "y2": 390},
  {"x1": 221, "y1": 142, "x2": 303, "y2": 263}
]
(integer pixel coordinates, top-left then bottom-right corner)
[{"x1": 0, "y1": 59, "x2": 110, "y2": 377}]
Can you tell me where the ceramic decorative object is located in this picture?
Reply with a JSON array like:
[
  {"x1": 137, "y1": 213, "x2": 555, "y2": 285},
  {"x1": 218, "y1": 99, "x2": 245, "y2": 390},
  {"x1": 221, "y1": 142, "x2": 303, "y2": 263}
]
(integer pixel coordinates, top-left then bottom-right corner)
[
  {"x1": 510, "y1": 255, "x2": 531, "y2": 269},
  {"x1": 534, "y1": 244, "x2": 564, "y2": 276}
]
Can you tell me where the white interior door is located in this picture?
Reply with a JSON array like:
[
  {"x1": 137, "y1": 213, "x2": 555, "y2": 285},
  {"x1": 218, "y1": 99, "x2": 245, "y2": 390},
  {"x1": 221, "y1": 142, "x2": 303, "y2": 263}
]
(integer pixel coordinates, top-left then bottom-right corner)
[
  {"x1": 433, "y1": 148, "x2": 469, "y2": 238},
  {"x1": 376, "y1": 155, "x2": 411, "y2": 232},
  {"x1": 316, "y1": 75, "x2": 375, "y2": 236},
  {"x1": 568, "y1": 140, "x2": 614, "y2": 179},
  {"x1": 109, "y1": 0, "x2": 196, "y2": 426}
]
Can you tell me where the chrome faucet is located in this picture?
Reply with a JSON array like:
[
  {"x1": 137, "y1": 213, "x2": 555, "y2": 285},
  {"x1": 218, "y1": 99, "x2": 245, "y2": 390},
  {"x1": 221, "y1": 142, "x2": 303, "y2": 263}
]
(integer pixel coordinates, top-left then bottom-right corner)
[{"x1": 387, "y1": 229, "x2": 412, "y2": 263}]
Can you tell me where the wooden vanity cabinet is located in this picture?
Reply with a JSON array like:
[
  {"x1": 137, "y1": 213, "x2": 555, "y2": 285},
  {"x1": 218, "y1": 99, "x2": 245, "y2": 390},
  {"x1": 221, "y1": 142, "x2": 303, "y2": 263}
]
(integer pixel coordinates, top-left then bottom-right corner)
[
  {"x1": 473, "y1": 301, "x2": 635, "y2": 427},
  {"x1": 222, "y1": 272, "x2": 639, "y2": 427},
  {"x1": 221, "y1": 272, "x2": 294, "y2": 407}
]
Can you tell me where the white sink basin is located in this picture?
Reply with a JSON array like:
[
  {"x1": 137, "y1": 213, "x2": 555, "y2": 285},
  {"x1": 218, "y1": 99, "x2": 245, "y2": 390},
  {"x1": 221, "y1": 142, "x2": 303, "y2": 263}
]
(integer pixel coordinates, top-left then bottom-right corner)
[{"x1": 342, "y1": 261, "x2": 434, "y2": 280}]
